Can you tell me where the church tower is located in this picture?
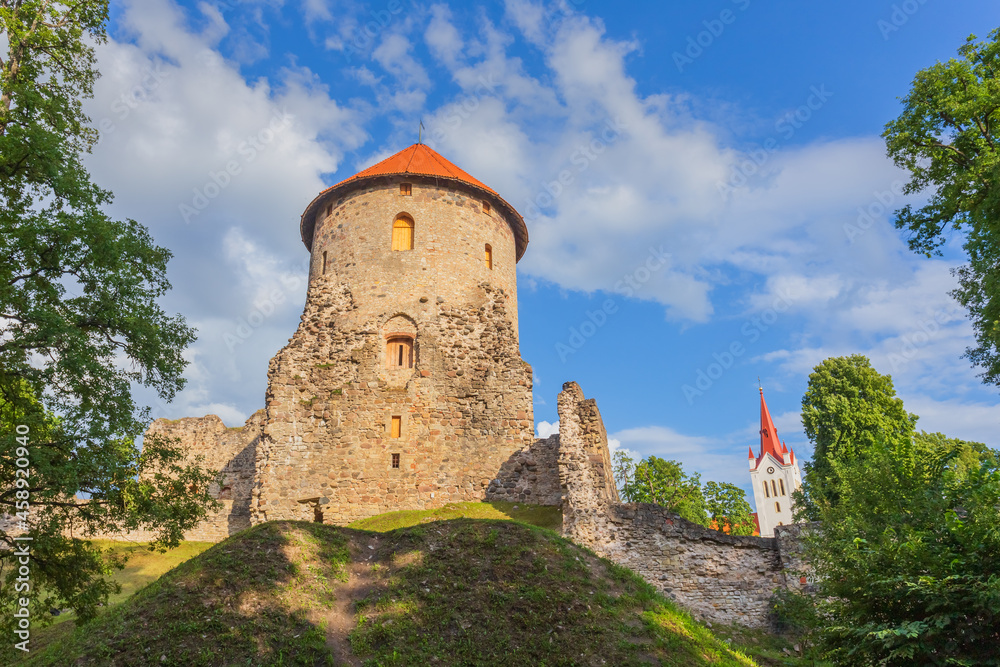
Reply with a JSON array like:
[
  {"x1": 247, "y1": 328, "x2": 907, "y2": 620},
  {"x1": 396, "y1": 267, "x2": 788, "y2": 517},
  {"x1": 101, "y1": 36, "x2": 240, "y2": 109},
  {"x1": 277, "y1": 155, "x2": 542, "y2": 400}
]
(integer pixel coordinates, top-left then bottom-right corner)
[
  {"x1": 748, "y1": 389, "x2": 802, "y2": 537},
  {"x1": 250, "y1": 144, "x2": 535, "y2": 525}
]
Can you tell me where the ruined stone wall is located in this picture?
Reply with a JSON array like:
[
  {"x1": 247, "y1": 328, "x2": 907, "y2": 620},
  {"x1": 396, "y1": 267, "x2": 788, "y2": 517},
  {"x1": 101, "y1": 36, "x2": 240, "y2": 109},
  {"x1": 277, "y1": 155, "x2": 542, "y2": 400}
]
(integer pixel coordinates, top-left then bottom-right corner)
[
  {"x1": 485, "y1": 434, "x2": 562, "y2": 506},
  {"x1": 251, "y1": 272, "x2": 534, "y2": 526},
  {"x1": 556, "y1": 381, "x2": 801, "y2": 627},
  {"x1": 78, "y1": 412, "x2": 261, "y2": 543}
]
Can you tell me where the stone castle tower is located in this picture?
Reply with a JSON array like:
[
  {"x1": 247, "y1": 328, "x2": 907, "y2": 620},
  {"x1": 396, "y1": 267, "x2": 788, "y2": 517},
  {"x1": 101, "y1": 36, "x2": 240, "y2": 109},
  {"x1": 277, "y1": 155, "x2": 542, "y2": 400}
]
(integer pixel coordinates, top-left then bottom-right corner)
[{"x1": 249, "y1": 143, "x2": 536, "y2": 525}]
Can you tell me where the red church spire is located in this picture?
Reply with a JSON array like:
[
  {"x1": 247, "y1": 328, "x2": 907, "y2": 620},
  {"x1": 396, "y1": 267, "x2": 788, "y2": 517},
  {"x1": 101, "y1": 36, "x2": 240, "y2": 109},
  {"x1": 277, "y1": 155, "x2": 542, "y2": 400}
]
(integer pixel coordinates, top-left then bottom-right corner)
[{"x1": 757, "y1": 388, "x2": 785, "y2": 465}]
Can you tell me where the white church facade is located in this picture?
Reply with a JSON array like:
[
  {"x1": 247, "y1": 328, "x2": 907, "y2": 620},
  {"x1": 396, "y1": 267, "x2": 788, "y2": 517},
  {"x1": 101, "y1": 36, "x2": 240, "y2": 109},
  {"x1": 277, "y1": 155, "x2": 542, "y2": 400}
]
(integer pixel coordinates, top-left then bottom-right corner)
[{"x1": 748, "y1": 389, "x2": 802, "y2": 537}]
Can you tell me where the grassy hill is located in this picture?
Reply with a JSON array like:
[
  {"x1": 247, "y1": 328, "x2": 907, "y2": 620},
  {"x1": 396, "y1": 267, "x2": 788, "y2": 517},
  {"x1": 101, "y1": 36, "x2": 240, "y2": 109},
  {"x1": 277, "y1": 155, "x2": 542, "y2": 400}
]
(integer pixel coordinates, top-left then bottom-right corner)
[{"x1": 14, "y1": 512, "x2": 762, "y2": 666}]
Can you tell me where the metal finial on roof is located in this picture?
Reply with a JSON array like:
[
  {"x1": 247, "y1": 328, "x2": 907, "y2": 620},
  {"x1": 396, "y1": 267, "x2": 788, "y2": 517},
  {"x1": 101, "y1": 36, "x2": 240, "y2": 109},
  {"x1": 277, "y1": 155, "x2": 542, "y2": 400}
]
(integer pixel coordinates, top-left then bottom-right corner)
[
  {"x1": 758, "y1": 376, "x2": 762, "y2": 392},
  {"x1": 418, "y1": 119, "x2": 424, "y2": 144}
]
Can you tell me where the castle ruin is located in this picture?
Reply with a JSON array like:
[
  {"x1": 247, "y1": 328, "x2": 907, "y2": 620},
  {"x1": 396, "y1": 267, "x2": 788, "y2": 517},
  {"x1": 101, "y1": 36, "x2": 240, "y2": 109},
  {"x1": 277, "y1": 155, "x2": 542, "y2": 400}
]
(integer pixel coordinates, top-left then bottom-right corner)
[{"x1": 86, "y1": 145, "x2": 806, "y2": 626}]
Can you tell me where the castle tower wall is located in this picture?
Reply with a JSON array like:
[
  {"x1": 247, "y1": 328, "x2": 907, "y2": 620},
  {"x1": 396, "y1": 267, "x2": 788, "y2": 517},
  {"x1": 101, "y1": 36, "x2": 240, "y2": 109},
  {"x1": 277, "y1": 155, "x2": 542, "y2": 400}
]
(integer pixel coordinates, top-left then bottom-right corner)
[
  {"x1": 251, "y1": 147, "x2": 534, "y2": 525},
  {"x1": 309, "y1": 178, "x2": 521, "y2": 338}
]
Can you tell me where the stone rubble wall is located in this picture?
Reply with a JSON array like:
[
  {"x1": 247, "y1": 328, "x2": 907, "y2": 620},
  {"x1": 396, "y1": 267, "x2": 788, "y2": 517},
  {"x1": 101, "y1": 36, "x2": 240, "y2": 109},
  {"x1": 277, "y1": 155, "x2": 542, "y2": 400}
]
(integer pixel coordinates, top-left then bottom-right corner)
[
  {"x1": 250, "y1": 274, "x2": 534, "y2": 526},
  {"x1": 76, "y1": 412, "x2": 262, "y2": 543},
  {"x1": 555, "y1": 381, "x2": 802, "y2": 628},
  {"x1": 485, "y1": 434, "x2": 563, "y2": 506}
]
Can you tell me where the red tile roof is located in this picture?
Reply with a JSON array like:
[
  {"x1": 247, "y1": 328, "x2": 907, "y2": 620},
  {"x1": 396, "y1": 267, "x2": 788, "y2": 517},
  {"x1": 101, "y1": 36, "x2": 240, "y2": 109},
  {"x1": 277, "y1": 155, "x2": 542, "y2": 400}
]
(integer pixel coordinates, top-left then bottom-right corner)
[
  {"x1": 300, "y1": 143, "x2": 528, "y2": 260},
  {"x1": 325, "y1": 143, "x2": 499, "y2": 196},
  {"x1": 751, "y1": 388, "x2": 796, "y2": 470}
]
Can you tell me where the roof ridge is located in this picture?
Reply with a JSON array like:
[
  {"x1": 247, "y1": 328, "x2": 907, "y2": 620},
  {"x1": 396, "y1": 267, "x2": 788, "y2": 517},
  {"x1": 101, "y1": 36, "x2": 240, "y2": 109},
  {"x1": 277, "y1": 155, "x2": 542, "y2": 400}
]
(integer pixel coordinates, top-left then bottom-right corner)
[{"x1": 403, "y1": 144, "x2": 418, "y2": 172}]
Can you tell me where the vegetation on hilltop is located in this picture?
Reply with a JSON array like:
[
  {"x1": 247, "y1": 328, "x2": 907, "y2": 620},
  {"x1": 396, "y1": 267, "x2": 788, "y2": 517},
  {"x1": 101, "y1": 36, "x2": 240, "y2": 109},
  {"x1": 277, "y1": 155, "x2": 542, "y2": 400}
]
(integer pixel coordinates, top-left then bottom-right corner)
[{"x1": 12, "y1": 518, "x2": 762, "y2": 667}]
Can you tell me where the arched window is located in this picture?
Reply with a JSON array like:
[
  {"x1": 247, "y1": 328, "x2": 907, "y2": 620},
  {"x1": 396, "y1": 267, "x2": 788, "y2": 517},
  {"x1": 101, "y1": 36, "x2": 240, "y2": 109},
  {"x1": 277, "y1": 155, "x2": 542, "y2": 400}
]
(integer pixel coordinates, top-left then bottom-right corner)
[
  {"x1": 763, "y1": 481, "x2": 770, "y2": 498},
  {"x1": 392, "y1": 215, "x2": 414, "y2": 251},
  {"x1": 387, "y1": 336, "x2": 414, "y2": 369},
  {"x1": 322, "y1": 251, "x2": 327, "y2": 275},
  {"x1": 775, "y1": 502, "x2": 781, "y2": 513},
  {"x1": 779, "y1": 479, "x2": 786, "y2": 496},
  {"x1": 771, "y1": 480, "x2": 778, "y2": 497},
  {"x1": 485, "y1": 244, "x2": 493, "y2": 270}
]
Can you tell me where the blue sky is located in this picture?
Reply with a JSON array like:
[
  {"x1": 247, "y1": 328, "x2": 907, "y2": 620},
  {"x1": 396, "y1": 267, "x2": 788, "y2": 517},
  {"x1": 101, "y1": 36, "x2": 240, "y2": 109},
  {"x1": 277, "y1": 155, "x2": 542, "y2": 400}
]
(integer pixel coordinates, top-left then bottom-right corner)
[{"x1": 86, "y1": 0, "x2": 1000, "y2": 510}]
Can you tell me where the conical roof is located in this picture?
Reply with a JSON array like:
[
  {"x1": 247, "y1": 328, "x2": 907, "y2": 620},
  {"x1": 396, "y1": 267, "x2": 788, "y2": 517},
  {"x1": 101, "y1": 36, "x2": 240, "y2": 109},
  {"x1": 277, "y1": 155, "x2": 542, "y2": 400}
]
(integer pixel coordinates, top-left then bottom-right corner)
[
  {"x1": 299, "y1": 144, "x2": 528, "y2": 260},
  {"x1": 752, "y1": 388, "x2": 794, "y2": 469},
  {"x1": 329, "y1": 143, "x2": 497, "y2": 195}
]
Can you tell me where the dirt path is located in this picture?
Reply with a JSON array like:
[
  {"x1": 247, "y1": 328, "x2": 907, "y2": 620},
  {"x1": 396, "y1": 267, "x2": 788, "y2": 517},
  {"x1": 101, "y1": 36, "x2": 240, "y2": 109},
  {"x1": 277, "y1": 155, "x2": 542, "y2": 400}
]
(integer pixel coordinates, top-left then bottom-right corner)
[{"x1": 325, "y1": 532, "x2": 387, "y2": 666}]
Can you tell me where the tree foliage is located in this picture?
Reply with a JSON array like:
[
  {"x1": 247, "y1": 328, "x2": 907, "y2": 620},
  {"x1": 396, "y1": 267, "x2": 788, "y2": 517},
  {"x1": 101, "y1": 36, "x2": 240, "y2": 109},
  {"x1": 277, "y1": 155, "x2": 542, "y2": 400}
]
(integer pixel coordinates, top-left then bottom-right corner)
[
  {"x1": 883, "y1": 28, "x2": 1000, "y2": 388},
  {"x1": 805, "y1": 436, "x2": 1000, "y2": 665},
  {"x1": 614, "y1": 451, "x2": 718, "y2": 527},
  {"x1": 797, "y1": 355, "x2": 917, "y2": 517},
  {"x1": 0, "y1": 0, "x2": 216, "y2": 631},
  {"x1": 703, "y1": 481, "x2": 755, "y2": 536}
]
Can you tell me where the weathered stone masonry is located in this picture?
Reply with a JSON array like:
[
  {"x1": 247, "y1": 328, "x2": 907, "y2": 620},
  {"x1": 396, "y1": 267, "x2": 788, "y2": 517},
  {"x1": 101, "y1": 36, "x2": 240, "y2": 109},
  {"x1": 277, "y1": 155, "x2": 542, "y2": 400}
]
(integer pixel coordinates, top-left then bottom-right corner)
[
  {"x1": 63, "y1": 144, "x2": 812, "y2": 629},
  {"x1": 555, "y1": 381, "x2": 804, "y2": 628},
  {"x1": 80, "y1": 411, "x2": 261, "y2": 543}
]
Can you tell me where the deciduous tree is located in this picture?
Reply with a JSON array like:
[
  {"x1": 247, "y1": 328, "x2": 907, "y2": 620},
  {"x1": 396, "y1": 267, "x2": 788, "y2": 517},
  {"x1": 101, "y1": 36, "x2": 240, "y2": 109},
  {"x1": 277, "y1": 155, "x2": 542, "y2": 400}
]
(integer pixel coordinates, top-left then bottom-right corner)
[
  {"x1": 883, "y1": 28, "x2": 1000, "y2": 388},
  {"x1": 805, "y1": 436, "x2": 1000, "y2": 665},
  {"x1": 1, "y1": 0, "x2": 216, "y2": 634},
  {"x1": 797, "y1": 355, "x2": 917, "y2": 516},
  {"x1": 703, "y1": 481, "x2": 755, "y2": 536}
]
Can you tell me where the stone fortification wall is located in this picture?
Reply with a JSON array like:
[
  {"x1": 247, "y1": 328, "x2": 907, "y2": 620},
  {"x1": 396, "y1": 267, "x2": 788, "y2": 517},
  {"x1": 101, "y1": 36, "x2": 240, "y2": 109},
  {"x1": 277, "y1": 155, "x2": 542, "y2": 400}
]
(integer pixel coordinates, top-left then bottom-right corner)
[
  {"x1": 555, "y1": 381, "x2": 800, "y2": 627},
  {"x1": 485, "y1": 434, "x2": 562, "y2": 506},
  {"x1": 251, "y1": 272, "x2": 534, "y2": 526},
  {"x1": 78, "y1": 412, "x2": 261, "y2": 543}
]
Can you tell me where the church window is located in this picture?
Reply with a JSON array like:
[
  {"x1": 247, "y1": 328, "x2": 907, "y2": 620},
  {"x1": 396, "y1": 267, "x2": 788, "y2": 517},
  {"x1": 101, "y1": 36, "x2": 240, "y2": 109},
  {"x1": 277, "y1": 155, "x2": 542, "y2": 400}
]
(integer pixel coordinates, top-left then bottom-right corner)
[
  {"x1": 400, "y1": 183, "x2": 412, "y2": 196},
  {"x1": 390, "y1": 416, "x2": 401, "y2": 439},
  {"x1": 483, "y1": 200, "x2": 491, "y2": 213},
  {"x1": 775, "y1": 502, "x2": 781, "y2": 513},
  {"x1": 779, "y1": 479, "x2": 786, "y2": 496},
  {"x1": 771, "y1": 480, "x2": 778, "y2": 497},
  {"x1": 391, "y1": 215, "x2": 414, "y2": 251},
  {"x1": 485, "y1": 244, "x2": 493, "y2": 270},
  {"x1": 392, "y1": 453, "x2": 400, "y2": 469},
  {"x1": 387, "y1": 337, "x2": 414, "y2": 369},
  {"x1": 763, "y1": 481, "x2": 770, "y2": 498},
  {"x1": 325, "y1": 204, "x2": 332, "y2": 217},
  {"x1": 322, "y1": 251, "x2": 327, "y2": 275}
]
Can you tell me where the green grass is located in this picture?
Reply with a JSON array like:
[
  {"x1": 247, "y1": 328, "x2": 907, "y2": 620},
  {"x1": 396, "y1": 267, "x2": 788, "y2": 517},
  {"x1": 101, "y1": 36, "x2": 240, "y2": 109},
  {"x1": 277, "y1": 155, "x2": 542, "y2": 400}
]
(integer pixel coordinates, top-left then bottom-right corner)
[
  {"x1": 710, "y1": 623, "x2": 832, "y2": 667},
  {"x1": 348, "y1": 500, "x2": 562, "y2": 533},
  {"x1": 14, "y1": 518, "x2": 761, "y2": 666},
  {"x1": 24, "y1": 538, "x2": 215, "y2": 655}
]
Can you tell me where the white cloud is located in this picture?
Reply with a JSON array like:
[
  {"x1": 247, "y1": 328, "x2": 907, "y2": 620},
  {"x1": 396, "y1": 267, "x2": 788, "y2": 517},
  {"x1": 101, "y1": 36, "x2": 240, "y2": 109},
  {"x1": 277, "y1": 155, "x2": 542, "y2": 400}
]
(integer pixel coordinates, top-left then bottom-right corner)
[
  {"x1": 373, "y1": 33, "x2": 432, "y2": 90},
  {"x1": 82, "y1": 0, "x2": 366, "y2": 420},
  {"x1": 425, "y1": 4, "x2": 463, "y2": 67},
  {"x1": 536, "y1": 420, "x2": 559, "y2": 438}
]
